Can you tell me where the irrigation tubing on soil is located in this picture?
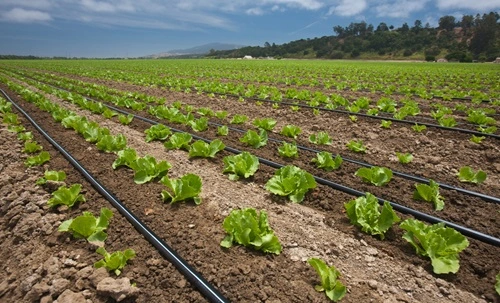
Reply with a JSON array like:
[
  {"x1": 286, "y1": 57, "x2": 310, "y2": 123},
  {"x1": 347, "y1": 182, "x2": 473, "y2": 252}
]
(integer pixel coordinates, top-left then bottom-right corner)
[
  {"x1": 0, "y1": 89, "x2": 230, "y2": 303},
  {"x1": 82, "y1": 99, "x2": 500, "y2": 247}
]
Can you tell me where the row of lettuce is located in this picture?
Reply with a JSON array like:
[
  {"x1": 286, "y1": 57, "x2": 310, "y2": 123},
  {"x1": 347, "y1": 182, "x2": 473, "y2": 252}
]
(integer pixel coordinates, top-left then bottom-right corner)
[
  {"x1": 2, "y1": 79, "x2": 499, "y2": 301},
  {"x1": 7, "y1": 67, "x2": 499, "y2": 137},
  {"x1": 3, "y1": 72, "x2": 491, "y2": 216}
]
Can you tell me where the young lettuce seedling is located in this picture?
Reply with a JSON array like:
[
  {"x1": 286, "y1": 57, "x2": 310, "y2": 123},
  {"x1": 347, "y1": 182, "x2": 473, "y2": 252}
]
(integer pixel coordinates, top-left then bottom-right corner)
[
  {"x1": 164, "y1": 133, "x2": 192, "y2": 150},
  {"x1": 344, "y1": 193, "x2": 400, "y2": 239},
  {"x1": 58, "y1": 208, "x2": 113, "y2": 247},
  {"x1": 265, "y1": 165, "x2": 316, "y2": 203},
  {"x1": 400, "y1": 219, "x2": 469, "y2": 274},
  {"x1": 217, "y1": 125, "x2": 229, "y2": 136},
  {"x1": 280, "y1": 125, "x2": 301, "y2": 139},
  {"x1": 413, "y1": 180, "x2": 444, "y2": 211},
  {"x1": 308, "y1": 258, "x2": 347, "y2": 302},
  {"x1": 188, "y1": 139, "x2": 225, "y2": 158},
  {"x1": 220, "y1": 208, "x2": 282, "y2": 255},
  {"x1": 144, "y1": 124, "x2": 172, "y2": 142},
  {"x1": 36, "y1": 170, "x2": 67, "y2": 186},
  {"x1": 25, "y1": 151, "x2": 50, "y2": 167},
  {"x1": 94, "y1": 247, "x2": 136, "y2": 276},
  {"x1": 309, "y1": 131, "x2": 333, "y2": 145},
  {"x1": 355, "y1": 166, "x2": 393, "y2": 186},
  {"x1": 278, "y1": 141, "x2": 299, "y2": 159},
  {"x1": 222, "y1": 152, "x2": 260, "y2": 181},
  {"x1": 311, "y1": 152, "x2": 343, "y2": 171},
  {"x1": 160, "y1": 173, "x2": 202, "y2": 205},
  {"x1": 396, "y1": 152, "x2": 413, "y2": 164},
  {"x1": 457, "y1": 166, "x2": 487, "y2": 184},
  {"x1": 47, "y1": 184, "x2": 86, "y2": 208},
  {"x1": 240, "y1": 129, "x2": 268, "y2": 148}
]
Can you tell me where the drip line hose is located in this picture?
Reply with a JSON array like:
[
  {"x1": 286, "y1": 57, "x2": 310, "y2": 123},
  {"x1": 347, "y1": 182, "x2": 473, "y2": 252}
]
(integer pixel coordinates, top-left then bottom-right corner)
[
  {"x1": 0, "y1": 89, "x2": 230, "y2": 303},
  {"x1": 9, "y1": 77, "x2": 500, "y2": 205},
  {"x1": 95, "y1": 102, "x2": 500, "y2": 247}
]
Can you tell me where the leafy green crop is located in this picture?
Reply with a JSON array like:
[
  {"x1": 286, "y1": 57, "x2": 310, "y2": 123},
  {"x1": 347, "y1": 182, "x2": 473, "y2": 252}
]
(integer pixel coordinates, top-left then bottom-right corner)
[
  {"x1": 265, "y1": 165, "x2": 316, "y2": 203},
  {"x1": 220, "y1": 208, "x2": 282, "y2": 255},
  {"x1": 309, "y1": 131, "x2": 333, "y2": 145},
  {"x1": 344, "y1": 193, "x2": 400, "y2": 239},
  {"x1": 496, "y1": 273, "x2": 500, "y2": 295},
  {"x1": 222, "y1": 152, "x2": 260, "y2": 181},
  {"x1": 346, "y1": 140, "x2": 366, "y2": 153},
  {"x1": 17, "y1": 131, "x2": 34, "y2": 141},
  {"x1": 396, "y1": 152, "x2": 413, "y2": 164},
  {"x1": 102, "y1": 108, "x2": 118, "y2": 119},
  {"x1": 308, "y1": 258, "x2": 346, "y2": 302},
  {"x1": 164, "y1": 132, "x2": 192, "y2": 150},
  {"x1": 477, "y1": 125, "x2": 497, "y2": 134},
  {"x1": 412, "y1": 124, "x2": 427, "y2": 133},
  {"x1": 144, "y1": 124, "x2": 172, "y2": 142},
  {"x1": 280, "y1": 125, "x2": 301, "y2": 139},
  {"x1": 2, "y1": 112, "x2": 19, "y2": 125},
  {"x1": 25, "y1": 151, "x2": 50, "y2": 167},
  {"x1": 217, "y1": 125, "x2": 229, "y2": 136},
  {"x1": 112, "y1": 147, "x2": 138, "y2": 169},
  {"x1": 400, "y1": 219, "x2": 469, "y2": 274},
  {"x1": 189, "y1": 117, "x2": 209, "y2": 132},
  {"x1": 438, "y1": 116, "x2": 457, "y2": 127},
  {"x1": 380, "y1": 120, "x2": 392, "y2": 129},
  {"x1": 240, "y1": 129, "x2": 268, "y2": 148},
  {"x1": 355, "y1": 166, "x2": 393, "y2": 186},
  {"x1": 58, "y1": 208, "x2": 113, "y2": 247},
  {"x1": 311, "y1": 152, "x2": 342, "y2": 171},
  {"x1": 197, "y1": 107, "x2": 214, "y2": 117},
  {"x1": 8, "y1": 125, "x2": 26, "y2": 133},
  {"x1": 23, "y1": 141, "x2": 43, "y2": 154},
  {"x1": 188, "y1": 139, "x2": 225, "y2": 158},
  {"x1": 252, "y1": 117, "x2": 277, "y2": 131},
  {"x1": 96, "y1": 134, "x2": 127, "y2": 153},
  {"x1": 414, "y1": 180, "x2": 444, "y2": 211},
  {"x1": 230, "y1": 114, "x2": 248, "y2": 124},
  {"x1": 278, "y1": 141, "x2": 299, "y2": 159},
  {"x1": 118, "y1": 114, "x2": 134, "y2": 125},
  {"x1": 94, "y1": 247, "x2": 136, "y2": 276},
  {"x1": 36, "y1": 170, "x2": 66, "y2": 185},
  {"x1": 467, "y1": 110, "x2": 496, "y2": 126},
  {"x1": 160, "y1": 173, "x2": 202, "y2": 205},
  {"x1": 47, "y1": 184, "x2": 86, "y2": 208},
  {"x1": 129, "y1": 155, "x2": 171, "y2": 184},
  {"x1": 469, "y1": 135, "x2": 485, "y2": 144},
  {"x1": 456, "y1": 166, "x2": 487, "y2": 184},
  {"x1": 215, "y1": 110, "x2": 228, "y2": 120},
  {"x1": 83, "y1": 125, "x2": 110, "y2": 143}
]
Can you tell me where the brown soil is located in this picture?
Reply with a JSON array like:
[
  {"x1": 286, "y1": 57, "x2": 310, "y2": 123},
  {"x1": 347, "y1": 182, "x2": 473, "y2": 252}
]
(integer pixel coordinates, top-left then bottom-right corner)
[{"x1": 0, "y1": 73, "x2": 499, "y2": 303}]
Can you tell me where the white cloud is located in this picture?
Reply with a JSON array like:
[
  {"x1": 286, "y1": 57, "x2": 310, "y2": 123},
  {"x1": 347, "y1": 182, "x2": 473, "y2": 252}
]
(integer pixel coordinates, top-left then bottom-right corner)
[
  {"x1": 436, "y1": 0, "x2": 500, "y2": 11},
  {"x1": 0, "y1": 8, "x2": 52, "y2": 23},
  {"x1": 375, "y1": 0, "x2": 430, "y2": 18},
  {"x1": 246, "y1": 8, "x2": 265, "y2": 15},
  {"x1": 328, "y1": 0, "x2": 367, "y2": 16},
  {"x1": 1, "y1": 0, "x2": 53, "y2": 9}
]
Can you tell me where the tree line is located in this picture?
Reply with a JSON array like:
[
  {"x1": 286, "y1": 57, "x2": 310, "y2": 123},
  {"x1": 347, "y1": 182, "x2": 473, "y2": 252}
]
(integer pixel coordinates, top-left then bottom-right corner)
[{"x1": 209, "y1": 12, "x2": 499, "y2": 62}]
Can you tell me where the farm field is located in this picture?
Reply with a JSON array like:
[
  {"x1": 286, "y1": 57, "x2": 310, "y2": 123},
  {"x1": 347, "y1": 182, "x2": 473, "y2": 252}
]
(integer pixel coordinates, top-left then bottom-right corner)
[{"x1": 0, "y1": 59, "x2": 499, "y2": 303}]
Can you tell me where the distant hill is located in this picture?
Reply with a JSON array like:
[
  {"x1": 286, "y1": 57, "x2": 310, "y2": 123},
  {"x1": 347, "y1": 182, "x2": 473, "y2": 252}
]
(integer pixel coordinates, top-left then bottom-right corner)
[{"x1": 146, "y1": 43, "x2": 245, "y2": 58}]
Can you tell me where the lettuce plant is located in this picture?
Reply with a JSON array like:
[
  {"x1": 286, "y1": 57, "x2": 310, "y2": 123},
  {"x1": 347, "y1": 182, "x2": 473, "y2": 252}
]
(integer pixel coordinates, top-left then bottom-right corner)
[
  {"x1": 164, "y1": 132, "x2": 192, "y2": 150},
  {"x1": 197, "y1": 107, "x2": 214, "y2": 117},
  {"x1": 17, "y1": 131, "x2": 34, "y2": 141},
  {"x1": 346, "y1": 140, "x2": 366, "y2": 153},
  {"x1": 400, "y1": 219, "x2": 469, "y2": 274},
  {"x1": 457, "y1": 166, "x2": 486, "y2": 184},
  {"x1": 311, "y1": 152, "x2": 342, "y2": 171},
  {"x1": 412, "y1": 124, "x2": 427, "y2": 133},
  {"x1": 118, "y1": 114, "x2": 134, "y2": 125},
  {"x1": 83, "y1": 126, "x2": 110, "y2": 143},
  {"x1": 396, "y1": 152, "x2": 413, "y2": 164},
  {"x1": 355, "y1": 166, "x2": 393, "y2": 186},
  {"x1": 380, "y1": 120, "x2": 392, "y2": 129},
  {"x1": 2, "y1": 112, "x2": 19, "y2": 125},
  {"x1": 467, "y1": 110, "x2": 496, "y2": 126},
  {"x1": 280, "y1": 125, "x2": 301, "y2": 139},
  {"x1": 188, "y1": 139, "x2": 225, "y2": 158},
  {"x1": 112, "y1": 148, "x2": 138, "y2": 169},
  {"x1": 217, "y1": 125, "x2": 229, "y2": 136},
  {"x1": 220, "y1": 208, "x2": 282, "y2": 255},
  {"x1": 8, "y1": 125, "x2": 25, "y2": 133},
  {"x1": 144, "y1": 124, "x2": 172, "y2": 142},
  {"x1": 189, "y1": 117, "x2": 209, "y2": 132},
  {"x1": 230, "y1": 114, "x2": 248, "y2": 124},
  {"x1": 222, "y1": 152, "x2": 260, "y2": 181},
  {"x1": 278, "y1": 141, "x2": 298, "y2": 159},
  {"x1": 23, "y1": 141, "x2": 43, "y2": 154},
  {"x1": 25, "y1": 151, "x2": 50, "y2": 167},
  {"x1": 477, "y1": 125, "x2": 497, "y2": 134},
  {"x1": 215, "y1": 110, "x2": 228, "y2": 120},
  {"x1": 265, "y1": 165, "x2": 316, "y2": 203},
  {"x1": 344, "y1": 193, "x2": 400, "y2": 239},
  {"x1": 308, "y1": 258, "x2": 346, "y2": 302},
  {"x1": 47, "y1": 184, "x2": 86, "y2": 208},
  {"x1": 36, "y1": 170, "x2": 67, "y2": 185},
  {"x1": 469, "y1": 135, "x2": 485, "y2": 144},
  {"x1": 414, "y1": 180, "x2": 444, "y2": 211},
  {"x1": 496, "y1": 273, "x2": 500, "y2": 295},
  {"x1": 160, "y1": 173, "x2": 202, "y2": 205},
  {"x1": 129, "y1": 155, "x2": 171, "y2": 184},
  {"x1": 96, "y1": 134, "x2": 127, "y2": 153},
  {"x1": 94, "y1": 247, "x2": 136, "y2": 276},
  {"x1": 309, "y1": 131, "x2": 333, "y2": 145},
  {"x1": 252, "y1": 118, "x2": 277, "y2": 131},
  {"x1": 102, "y1": 108, "x2": 118, "y2": 119},
  {"x1": 240, "y1": 129, "x2": 268, "y2": 148},
  {"x1": 58, "y1": 208, "x2": 113, "y2": 247}
]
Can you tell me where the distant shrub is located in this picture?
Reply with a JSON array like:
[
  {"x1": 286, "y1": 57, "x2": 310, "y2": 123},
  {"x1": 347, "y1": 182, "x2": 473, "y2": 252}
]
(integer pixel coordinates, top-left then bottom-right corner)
[
  {"x1": 403, "y1": 49, "x2": 413, "y2": 57},
  {"x1": 425, "y1": 55, "x2": 436, "y2": 62}
]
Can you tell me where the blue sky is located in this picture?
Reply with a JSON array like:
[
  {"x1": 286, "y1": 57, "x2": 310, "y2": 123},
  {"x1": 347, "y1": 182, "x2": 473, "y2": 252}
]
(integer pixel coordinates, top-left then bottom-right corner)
[{"x1": 0, "y1": 0, "x2": 499, "y2": 58}]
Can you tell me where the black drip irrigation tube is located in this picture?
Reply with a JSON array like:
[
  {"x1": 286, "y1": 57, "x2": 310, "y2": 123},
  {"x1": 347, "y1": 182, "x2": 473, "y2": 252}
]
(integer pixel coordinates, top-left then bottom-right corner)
[
  {"x1": 11, "y1": 77, "x2": 500, "y2": 205},
  {"x1": 93, "y1": 101, "x2": 500, "y2": 247},
  {"x1": 0, "y1": 89, "x2": 230, "y2": 303}
]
